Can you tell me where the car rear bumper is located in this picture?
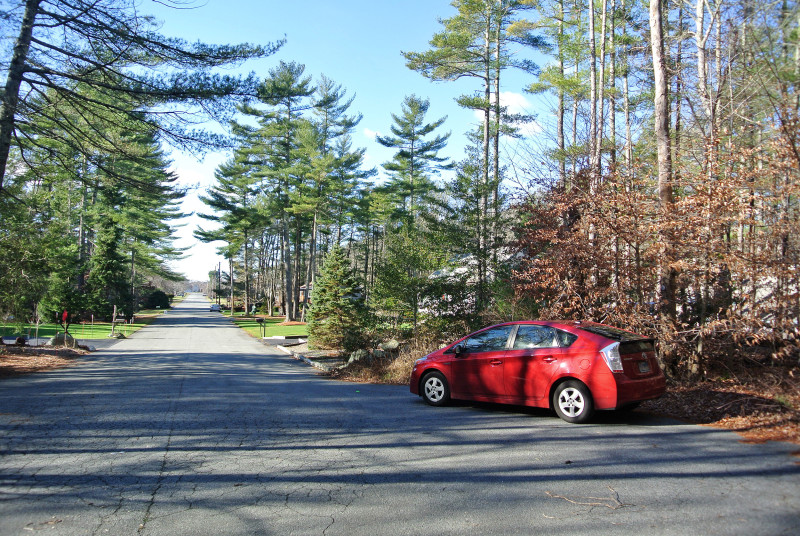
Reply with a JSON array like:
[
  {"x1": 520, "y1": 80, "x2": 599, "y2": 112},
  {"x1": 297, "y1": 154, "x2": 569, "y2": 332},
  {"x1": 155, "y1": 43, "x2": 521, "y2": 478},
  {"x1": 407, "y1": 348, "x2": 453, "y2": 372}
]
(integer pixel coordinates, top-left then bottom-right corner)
[
  {"x1": 614, "y1": 374, "x2": 667, "y2": 407},
  {"x1": 590, "y1": 371, "x2": 666, "y2": 410}
]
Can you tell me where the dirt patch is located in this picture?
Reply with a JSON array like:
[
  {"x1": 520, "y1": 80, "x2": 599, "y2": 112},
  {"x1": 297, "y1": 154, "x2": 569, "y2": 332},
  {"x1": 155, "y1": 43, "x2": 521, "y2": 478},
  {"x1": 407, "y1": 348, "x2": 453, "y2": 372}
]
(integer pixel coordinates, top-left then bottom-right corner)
[{"x1": 0, "y1": 345, "x2": 89, "y2": 377}]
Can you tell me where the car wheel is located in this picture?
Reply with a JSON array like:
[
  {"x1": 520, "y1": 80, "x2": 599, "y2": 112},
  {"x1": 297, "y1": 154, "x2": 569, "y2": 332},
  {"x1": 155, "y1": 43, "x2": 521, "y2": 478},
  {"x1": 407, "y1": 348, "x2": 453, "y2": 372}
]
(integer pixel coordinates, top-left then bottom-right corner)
[
  {"x1": 421, "y1": 371, "x2": 450, "y2": 407},
  {"x1": 553, "y1": 380, "x2": 594, "y2": 424}
]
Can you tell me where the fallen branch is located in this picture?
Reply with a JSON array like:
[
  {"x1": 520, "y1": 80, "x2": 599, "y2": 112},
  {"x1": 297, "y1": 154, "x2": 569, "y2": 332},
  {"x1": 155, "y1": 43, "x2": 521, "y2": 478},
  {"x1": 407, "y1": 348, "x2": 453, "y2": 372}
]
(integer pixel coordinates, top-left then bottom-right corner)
[{"x1": 545, "y1": 486, "x2": 632, "y2": 510}]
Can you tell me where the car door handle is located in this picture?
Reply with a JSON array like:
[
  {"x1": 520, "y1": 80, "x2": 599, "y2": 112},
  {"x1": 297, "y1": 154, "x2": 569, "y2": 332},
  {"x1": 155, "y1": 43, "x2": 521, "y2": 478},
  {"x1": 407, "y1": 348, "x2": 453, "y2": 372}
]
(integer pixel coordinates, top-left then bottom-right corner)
[
  {"x1": 542, "y1": 356, "x2": 557, "y2": 363},
  {"x1": 490, "y1": 360, "x2": 503, "y2": 366}
]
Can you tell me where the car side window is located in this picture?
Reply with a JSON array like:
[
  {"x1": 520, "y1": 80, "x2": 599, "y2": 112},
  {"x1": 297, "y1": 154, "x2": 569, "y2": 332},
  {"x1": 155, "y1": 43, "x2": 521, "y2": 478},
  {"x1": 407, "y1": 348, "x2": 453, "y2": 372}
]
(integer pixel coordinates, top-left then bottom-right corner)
[
  {"x1": 556, "y1": 329, "x2": 578, "y2": 347},
  {"x1": 463, "y1": 326, "x2": 514, "y2": 353},
  {"x1": 513, "y1": 325, "x2": 558, "y2": 349}
]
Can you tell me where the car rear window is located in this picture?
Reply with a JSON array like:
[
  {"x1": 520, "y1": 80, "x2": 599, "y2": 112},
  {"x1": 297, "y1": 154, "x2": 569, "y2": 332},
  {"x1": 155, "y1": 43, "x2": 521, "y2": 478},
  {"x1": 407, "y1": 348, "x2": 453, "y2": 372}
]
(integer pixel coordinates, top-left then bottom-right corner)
[
  {"x1": 620, "y1": 339, "x2": 656, "y2": 354},
  {"x1": 575, "y1": 323, "x2": 641, "y2": 341}
]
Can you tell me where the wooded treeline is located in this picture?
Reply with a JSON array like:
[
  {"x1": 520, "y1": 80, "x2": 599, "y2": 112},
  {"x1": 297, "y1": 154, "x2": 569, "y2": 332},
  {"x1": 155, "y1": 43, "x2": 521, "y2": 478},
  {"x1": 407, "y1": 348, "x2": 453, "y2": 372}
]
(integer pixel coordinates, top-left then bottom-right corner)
[
  {"x1": 518, "y1": 0, "x2": 800, "y2": 376},
  {"x1": 1, "y1": 0, "x2": 797, "y2": 377},
  {"x1": 202, "y1": 0, "x2": 799, "y2": 377}
]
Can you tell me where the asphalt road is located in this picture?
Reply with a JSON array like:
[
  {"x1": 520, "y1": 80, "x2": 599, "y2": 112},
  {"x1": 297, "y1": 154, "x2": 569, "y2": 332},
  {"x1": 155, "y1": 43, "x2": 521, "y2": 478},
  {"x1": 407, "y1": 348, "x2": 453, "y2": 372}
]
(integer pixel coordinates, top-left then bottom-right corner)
[{"x1": 1, "y1": 294, "x2": 798, "y2": 535}]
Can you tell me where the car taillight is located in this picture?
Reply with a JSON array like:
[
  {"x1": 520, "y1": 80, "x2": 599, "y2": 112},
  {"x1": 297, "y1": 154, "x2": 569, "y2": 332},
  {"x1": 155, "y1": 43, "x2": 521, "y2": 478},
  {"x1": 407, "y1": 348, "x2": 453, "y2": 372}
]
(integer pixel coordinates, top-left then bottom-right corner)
[{"x1": 600, "y1": 342, "x2": 624, "y2": 372}]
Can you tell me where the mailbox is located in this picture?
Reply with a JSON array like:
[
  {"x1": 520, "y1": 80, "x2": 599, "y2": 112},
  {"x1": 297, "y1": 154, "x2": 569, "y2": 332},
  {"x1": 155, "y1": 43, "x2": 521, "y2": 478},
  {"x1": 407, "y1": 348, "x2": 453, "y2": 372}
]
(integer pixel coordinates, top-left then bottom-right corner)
[{"x1": 255, "y1": 317, "x2": 265, "y2": 337}]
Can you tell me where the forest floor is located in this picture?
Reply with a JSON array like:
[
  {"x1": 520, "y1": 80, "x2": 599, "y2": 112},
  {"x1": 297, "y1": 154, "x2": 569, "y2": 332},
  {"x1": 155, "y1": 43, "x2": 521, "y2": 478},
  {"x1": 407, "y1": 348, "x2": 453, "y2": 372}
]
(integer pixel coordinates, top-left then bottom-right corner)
[
  {"x1": 638, "y1": 370, "x2": 800, "y2": 444},
  {"x1": 2, "y1": 343, "x2": 798, "y2": 445}
]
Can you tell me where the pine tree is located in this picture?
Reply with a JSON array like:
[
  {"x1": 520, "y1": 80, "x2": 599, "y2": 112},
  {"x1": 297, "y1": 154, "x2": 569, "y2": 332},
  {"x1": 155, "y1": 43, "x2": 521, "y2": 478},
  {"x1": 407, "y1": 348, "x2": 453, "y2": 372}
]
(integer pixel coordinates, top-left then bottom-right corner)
[
  {"x1": 237, "y1": 61, "x2": 315, "y2": 321},
  {"x1": 308, "y1": 247, "x2": 367, "y2": 353},
  {"x1": 428, "y1": 131, "x2": 506, "y2": 312},
  {"x1": 371, "y1": 228, "x2": 443, "y2": 331},
  {"x1": 85, "y1": 195, "x2": 131, "y2": 319},
  {"x1": 196, "y1": 154, "x2": 263, "y2": 315},
  {"x1": 376, "y1": 95, "x2": 452, "y2": 227},
  {"x1": 0, "y1": 0, "x2": 283, "y2": 194},
  {"x1": 3, "y1": 84, "x2": 186, "y2": 321}
]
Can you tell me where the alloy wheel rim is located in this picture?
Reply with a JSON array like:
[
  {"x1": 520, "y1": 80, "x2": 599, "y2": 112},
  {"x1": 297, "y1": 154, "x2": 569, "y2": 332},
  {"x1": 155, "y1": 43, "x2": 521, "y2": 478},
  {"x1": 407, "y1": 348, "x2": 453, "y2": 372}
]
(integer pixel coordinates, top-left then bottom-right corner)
[
  {"x1": 425, "y1": 378, "x2": 444, "y2": 401},
  {"x1": 558, "y1": 387, "x2": 585, "y2": 417}
]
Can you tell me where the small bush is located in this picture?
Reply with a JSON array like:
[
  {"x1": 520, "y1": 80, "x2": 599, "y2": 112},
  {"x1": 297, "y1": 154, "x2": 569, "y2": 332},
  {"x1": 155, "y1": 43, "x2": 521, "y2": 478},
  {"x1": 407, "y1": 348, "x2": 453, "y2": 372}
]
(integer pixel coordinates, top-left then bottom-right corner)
[{"x1": 142, "y1": 290, "x2": 170, "y2": 310}]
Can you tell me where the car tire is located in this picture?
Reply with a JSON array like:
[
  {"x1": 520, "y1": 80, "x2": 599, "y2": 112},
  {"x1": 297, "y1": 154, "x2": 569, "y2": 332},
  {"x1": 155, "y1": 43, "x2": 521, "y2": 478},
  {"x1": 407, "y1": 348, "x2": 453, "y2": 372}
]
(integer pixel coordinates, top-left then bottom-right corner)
[
  {"x1": 553, "y1": 380, "x2": 594, "y2": 424},
  {"x1": 421, "y1": 371, "x2": 450, "y2": 407}
]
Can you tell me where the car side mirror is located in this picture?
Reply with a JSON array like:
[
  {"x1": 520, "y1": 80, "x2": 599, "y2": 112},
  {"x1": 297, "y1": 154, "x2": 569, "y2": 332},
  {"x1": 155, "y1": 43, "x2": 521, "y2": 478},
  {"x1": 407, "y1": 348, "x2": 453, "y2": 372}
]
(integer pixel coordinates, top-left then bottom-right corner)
[{"x1": 452, "y1": 343, "x2": 465, "y2": 357}]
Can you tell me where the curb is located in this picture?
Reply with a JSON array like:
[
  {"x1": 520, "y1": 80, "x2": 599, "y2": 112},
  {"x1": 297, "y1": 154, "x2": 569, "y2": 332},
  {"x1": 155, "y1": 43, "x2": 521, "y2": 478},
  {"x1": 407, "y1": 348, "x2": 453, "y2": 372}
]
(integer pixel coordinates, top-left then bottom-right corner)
[{"x1": 276, "y1": 345, "x2": 346, "y2": 372}]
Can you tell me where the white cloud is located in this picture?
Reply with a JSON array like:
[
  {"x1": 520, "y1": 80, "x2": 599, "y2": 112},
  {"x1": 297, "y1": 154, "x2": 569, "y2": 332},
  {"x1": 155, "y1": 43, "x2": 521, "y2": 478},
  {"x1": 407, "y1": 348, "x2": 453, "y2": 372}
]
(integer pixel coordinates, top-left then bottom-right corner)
[
  {"x1": 500, "y1": 91, "x2": 530, "y2": 114},
  {"x1": 472, "y1": 91, "x2": 542, "y2": 136},
  {"x1": 363, "y1": 127, "x2": 380, "y2": 139}
]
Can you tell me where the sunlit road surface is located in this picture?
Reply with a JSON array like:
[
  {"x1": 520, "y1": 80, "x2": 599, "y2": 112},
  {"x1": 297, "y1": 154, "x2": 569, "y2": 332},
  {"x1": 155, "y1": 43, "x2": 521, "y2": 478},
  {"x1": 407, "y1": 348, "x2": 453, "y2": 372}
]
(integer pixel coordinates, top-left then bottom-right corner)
[{"x1": 1, "y1": 293, "x2": 798, "y2": 535}]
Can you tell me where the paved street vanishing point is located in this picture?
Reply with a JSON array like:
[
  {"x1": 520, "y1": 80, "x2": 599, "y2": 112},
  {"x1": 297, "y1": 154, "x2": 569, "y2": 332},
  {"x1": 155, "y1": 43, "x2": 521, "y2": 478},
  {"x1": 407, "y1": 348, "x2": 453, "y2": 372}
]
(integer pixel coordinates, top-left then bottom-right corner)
[{"x1": 1, "y1": 294, "x2": 798, "y2": 535}]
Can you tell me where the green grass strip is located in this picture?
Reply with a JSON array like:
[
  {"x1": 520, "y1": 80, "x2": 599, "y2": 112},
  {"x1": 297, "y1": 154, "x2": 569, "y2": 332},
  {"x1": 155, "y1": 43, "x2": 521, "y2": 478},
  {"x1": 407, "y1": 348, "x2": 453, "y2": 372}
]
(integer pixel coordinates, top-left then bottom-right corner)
[
  {"x1": 230, "y1": 316, "x2": 308, "y2": 339},
  {"x1": 1, "y1": 313, "x2": 160, "y2": 340}
]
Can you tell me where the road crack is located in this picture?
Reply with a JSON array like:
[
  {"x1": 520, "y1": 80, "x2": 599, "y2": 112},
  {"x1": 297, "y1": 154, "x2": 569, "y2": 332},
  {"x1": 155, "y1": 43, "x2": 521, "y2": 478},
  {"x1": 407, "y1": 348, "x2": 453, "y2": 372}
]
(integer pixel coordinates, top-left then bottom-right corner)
[{"x1": 137, "y1": 377, "x2": 185, "y2": 534}]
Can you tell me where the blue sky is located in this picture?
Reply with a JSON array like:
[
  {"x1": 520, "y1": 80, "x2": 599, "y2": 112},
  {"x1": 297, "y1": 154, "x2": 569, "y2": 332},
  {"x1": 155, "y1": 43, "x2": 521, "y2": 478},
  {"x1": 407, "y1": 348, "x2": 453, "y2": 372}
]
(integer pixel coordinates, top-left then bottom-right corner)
[{"x1": 147, "y1": 0, "x2": 542, "y2": 281}]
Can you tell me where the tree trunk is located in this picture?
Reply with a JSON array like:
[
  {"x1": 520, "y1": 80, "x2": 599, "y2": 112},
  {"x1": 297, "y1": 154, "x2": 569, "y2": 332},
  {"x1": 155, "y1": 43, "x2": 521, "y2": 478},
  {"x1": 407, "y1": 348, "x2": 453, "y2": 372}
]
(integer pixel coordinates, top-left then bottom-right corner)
[
  {"x1": 0, "y1": 0, "x2": 41, "y2": 189},
  {"x1": 557, "y1": 0, "x2": 566, "y2": 184},
  {"x1": 243, "y1": 232, "x2": 250, "y2": 316},
  {"x1": 595, "y1": 0, "x2": 608, "y2": 177},
  {"x1": 493, "y1": 9, "x2": 502, "y2": 278},
  {"x1": 796, "y1": 9, "x2": 800, "y2": 109},
  {"x1": 479, "y1": 8, "x2": 491, "y2": 311},
  {"x1": 282, "y1": 217, "x2": 294, "y2": 321},
  {"x1": 77, "y1": 180, "x2": 88, "y2": 289},
  {"x1": 588, "y1": 0, "x2": 599, "y2": 183},
  {"x1": 650, "y1": 0, "x2": 677, "y2": 323},
  {"x1": 674, "y1": 2, "x2": 685, "y2": 178},
  {"x1": 572, "y1": 96, "x2": 579, "y2": 176},
  {"x1": 293, "y1": 220, "x2": 302, "y2": 321},
  {"x1": 304, "y1": 211, "x2": 318, "y2": 316},
  {"x1": 130, "y1": 248, "x2": 136, "y2": 313},
  {"x1": 229, "y1": 257, "x2": 235, "y2": 317},
  {"x1": 267, "y1": 235, "x2": 277, "y2": 316},
  {"x1": 695, "y1": 0, "x2": 720, "y2": 142},
  {"x1": 609, "y1": 0, "x2": 617, "y2": 167},
  {"x1": 623, "y1": 0, "x2": 633, "y2": 174}
]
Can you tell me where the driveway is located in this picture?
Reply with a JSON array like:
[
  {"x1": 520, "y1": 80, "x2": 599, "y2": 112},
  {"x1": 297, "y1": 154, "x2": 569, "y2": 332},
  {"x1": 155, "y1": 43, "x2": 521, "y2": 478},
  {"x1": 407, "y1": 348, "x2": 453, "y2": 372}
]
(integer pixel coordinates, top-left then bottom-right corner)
[{"x1": 1, "y1": 294, "x2": 798, "y2": 535}]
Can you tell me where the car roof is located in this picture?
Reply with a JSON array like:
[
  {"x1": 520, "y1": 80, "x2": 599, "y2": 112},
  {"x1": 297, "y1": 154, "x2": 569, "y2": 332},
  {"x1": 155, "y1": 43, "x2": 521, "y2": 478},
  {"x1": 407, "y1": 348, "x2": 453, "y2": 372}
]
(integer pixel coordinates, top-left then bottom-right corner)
[{"x1": 486, "y1": 320, "x2": 647, "y2": 341}]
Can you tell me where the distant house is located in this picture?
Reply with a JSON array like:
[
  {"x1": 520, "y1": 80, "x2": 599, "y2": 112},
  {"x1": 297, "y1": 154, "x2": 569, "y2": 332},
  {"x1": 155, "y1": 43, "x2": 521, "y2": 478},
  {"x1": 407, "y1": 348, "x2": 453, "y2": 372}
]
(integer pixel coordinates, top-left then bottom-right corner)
[{"x1": 299, "y1": 285, "x2": 313, "y2": 303}]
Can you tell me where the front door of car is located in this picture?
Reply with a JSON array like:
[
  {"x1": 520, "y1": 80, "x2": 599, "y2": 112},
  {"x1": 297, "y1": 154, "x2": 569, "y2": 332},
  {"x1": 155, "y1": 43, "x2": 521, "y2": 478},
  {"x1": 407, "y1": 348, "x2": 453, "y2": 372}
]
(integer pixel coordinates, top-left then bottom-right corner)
[
  {"x1": 449, "y1": 325, "x2": 514, "y2": 400},
  {"x1": 504, "y1": 325, "x2": 563, "y2": 402}
]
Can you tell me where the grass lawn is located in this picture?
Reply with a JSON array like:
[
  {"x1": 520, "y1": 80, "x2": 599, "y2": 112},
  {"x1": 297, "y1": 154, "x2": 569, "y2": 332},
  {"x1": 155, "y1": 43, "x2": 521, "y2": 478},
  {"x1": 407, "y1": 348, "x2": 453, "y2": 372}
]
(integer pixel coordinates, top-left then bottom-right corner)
[
  {"x1": 136, "y1": 309, "x2": 168, "y2": 316},
  {"x1": 230, "y1": 315, "x2": 308, "y2": 339},
  {"x1": 2, "y1": 312, "x2": 162, "y2": 341}
]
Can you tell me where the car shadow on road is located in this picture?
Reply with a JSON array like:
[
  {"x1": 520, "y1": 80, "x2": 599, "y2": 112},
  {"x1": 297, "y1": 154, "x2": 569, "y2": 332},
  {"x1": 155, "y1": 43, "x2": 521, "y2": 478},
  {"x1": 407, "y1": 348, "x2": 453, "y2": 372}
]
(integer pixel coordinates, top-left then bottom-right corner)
[{"x1": 444, "y1": 399, "x2": 677, "y2": 427}]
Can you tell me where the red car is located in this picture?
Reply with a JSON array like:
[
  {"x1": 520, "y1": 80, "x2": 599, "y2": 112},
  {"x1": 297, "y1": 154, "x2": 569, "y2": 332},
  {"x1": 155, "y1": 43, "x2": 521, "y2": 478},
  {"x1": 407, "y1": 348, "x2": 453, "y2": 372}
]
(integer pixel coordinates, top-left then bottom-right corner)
[{"x1": 410, "y1": 321, "x2": 666, "y2": 423}]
